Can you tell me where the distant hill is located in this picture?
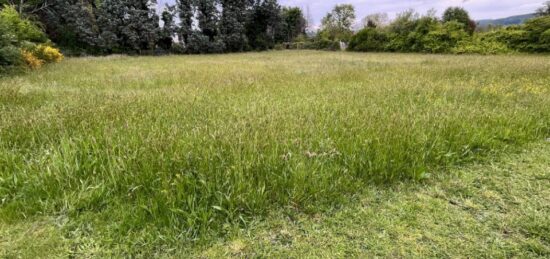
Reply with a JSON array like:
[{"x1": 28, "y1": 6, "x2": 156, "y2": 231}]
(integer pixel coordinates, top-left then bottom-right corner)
[{"x1": 477, "y1": 14, "x2": 536, "y2": 27}]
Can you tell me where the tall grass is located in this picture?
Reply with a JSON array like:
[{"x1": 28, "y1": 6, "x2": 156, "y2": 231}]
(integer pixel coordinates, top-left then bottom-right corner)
[{"x1": 1, "y1": 51, "x2": 549, "y2": 243}]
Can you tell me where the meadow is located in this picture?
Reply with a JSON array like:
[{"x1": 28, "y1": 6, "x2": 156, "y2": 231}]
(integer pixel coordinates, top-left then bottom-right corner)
[{"x1": 1, "y1": 51, "x2": 549, "y2": 256}]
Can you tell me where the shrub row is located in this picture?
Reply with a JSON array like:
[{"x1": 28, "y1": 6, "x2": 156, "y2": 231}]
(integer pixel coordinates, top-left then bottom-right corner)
[{"x1": 347, "y1": 15, "x2": 550, "y2": 54}]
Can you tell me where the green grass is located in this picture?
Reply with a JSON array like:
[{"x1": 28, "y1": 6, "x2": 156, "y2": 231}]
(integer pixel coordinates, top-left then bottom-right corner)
[
  {"x1": 1, "y1": 51, "x2": 549, "y2": 256},
  {"x1": 197, "y1": 142, "x2": 550, "y2": 258}
]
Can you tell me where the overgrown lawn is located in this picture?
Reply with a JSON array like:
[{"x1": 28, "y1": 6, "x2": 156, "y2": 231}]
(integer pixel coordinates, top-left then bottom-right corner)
[{"x1": 1, "y1": 51, "x2": 549, "y2": 256}]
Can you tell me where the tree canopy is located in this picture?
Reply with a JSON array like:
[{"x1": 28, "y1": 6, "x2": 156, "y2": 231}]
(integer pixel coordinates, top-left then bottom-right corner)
[
  {"x1": 320, "y1": 4, "x2": 356, "y2": 42},
  {"x1": 0, "y1": 0, "x2": 306, "y2": 54}
]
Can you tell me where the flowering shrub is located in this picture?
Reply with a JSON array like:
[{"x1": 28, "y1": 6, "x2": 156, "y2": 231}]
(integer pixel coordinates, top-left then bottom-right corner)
[
  {"x1": 21, "y1": 50, "x2": 44, "y2": 69},
  {"x1": 33, "y1": 44, "x2": 64, "y2": 63},
  {"x1": 0, "y1": 6, "x2": 62, "y2": 74}
]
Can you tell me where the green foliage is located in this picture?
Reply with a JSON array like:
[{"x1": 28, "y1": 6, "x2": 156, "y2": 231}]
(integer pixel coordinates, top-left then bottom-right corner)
[
  {"x1": 0, "y1": 5, "x2": 47, "y2": 43},
  {"x1": 348, "y1": 27, "x2": 388, "y2": 52},
  {"x1": 41, "y1": 0, "x2": 101, "y2": 54},
  {"x1": 452, "y1": 36, "x2": 513, "y2": 54},
  {"x1": 0, "y1": 12, "x2": 23, "y2": 71},
  {"x1": 280, "y1": 7, "x2": 306, "y2": 42},
  {"x1": 385, "y1": 10, "x2": 420, "y2": 51},
  {"x1": 3, "y1": 1, "x2": 548, "y2": 55},
  {"x1": 347, "y1": 8, "x2": 550, "y2": 55},
  {"x1": 481, "y1": 27, "x2": 530, "y2": 51},
  {"x1": 246, "y1": 0, "x2": 283, "y2": 50},
  {"x1": 541, "y1": 28, "x2": 550, "y2": 44},
  {"x1": 94, "y1": 0, "x2": 160, "y2": 54},
  {"x1": 0, "y1": 5, "x2": 57, "y2": 74},
  {"x1": 220, "y1": 0, "x2": 249, "y2": 52},
  {"x1": 176, "y1": 0, "x2": 194, "y2": 48},
  {"x1": 348, "y1": 9, "x2": 485, "y2": 54},
  {"x1": 442, "y1": 7, "x2": 476, "y2": 34},
  {"x1": 319, "y1": 4, "x2": 356, "y2": 42},
  {"x1": 196, "y1": 0, "x2": 220, "y2": 41},
  {"x1": 522, "y1": 16, "x2": 550, "y2": 52},
  {"x1": 305, "y1": 39, "x2": 340, "y2": 50},
  {"x1": 0, "y1": 45, "x2": 23, "y2": 73},
  {"x1": 422, "y1": 21, "x2": 469, "y2": 53},
  {"x1": 159, "y1": 5, "x2": 177, "y2": 51}
]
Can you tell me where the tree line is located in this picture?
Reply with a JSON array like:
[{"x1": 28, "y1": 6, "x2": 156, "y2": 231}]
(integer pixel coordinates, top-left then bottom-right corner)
[
  {"x1": 0, "y1": 0, "x2": 307, "y2": 55},
  {"x1": 1, "y1": 0, "x2": 549, "y2": 61},
  {"x1": 309, "y1": 3, "x2": 550, "y2": 54}
]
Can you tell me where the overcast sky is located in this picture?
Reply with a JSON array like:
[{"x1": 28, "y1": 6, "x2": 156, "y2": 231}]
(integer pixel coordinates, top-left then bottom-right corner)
[{"x1": 160, "y1": 0, "x2": 545, "y2": 26}]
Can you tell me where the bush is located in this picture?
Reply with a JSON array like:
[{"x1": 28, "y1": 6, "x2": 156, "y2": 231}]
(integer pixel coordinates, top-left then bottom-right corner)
[
  {"x1": 0, "y1": 5, "x2": 60, "y2": 74},
  {"x1": 303, "y1": 39, "x2": 340, "y2": 51},
  {"x1": 522, "y1": 16, "x2": 550, "y2": 52},
  {"x1": 452, "y1": 36, "x2": 512, "y2": 54},
  {"x1": 385, "y1": 10, "x2": 420, "y2": 52},
  {"x1": 273, "y1": 43, "x2": 284, "y2": 50},
  {"x1": 0, "y1": 45, "x2": 23, "y2": 73},
  {"x1": 32, "y1": 44, "x2": 64, "y2": 63},
  {"x1": 21, "y1": 50, "x2": 44, "y2": 69},
  {"x1": 0, "y1": 6, "x2": 47, "y2": 44},
  {"x1": 348, "y1": 28, "x2": 388, "y2": 52},
  {"x1": 0, "y1": 14, "x2": 23, "y2": 71},
  {"x1": 170, "y1": 43, "x2": 186, "y2": 54},
  {"x1": 422, "y1": 21, "x2": 470, "y2": 53},
  {"x1": 482, "y1": 27, "x2": 530, "y2": 51},
  {"x1": 541, "y1": 29, "x2": 550, "y2": 44},
  {"x1": 346, "y1": 9, "x2": 549, "y2": 54}
]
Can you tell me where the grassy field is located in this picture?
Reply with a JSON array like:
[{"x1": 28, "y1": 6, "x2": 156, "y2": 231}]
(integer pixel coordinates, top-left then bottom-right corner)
[{"x1": 1, "y1": 51, "x2": 549, "y2": 256}]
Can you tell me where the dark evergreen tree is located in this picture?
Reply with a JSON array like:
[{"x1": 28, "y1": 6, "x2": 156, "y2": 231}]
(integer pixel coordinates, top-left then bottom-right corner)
[
  {"x1": 280, "y1": 6, "x2": 306, "y2": 42},
  {"x1": 96, "y1": 0, "x2": 127, "y2": 52},
  {"x1": 123, "y1": 0, "x2": 160, "y2": 53},
  {"x1": 38, "y1": 0, "x2": 100, "y2": 53},
  {"x1": 246, "y1": 0, "x2": 282, "y2": 50},
  {"x1": 196, "y1": 0, "x2": 219, "y2": 40},
  {"x1": 187, "y1": 30, "x2": 210, "y2": 53},
  {"x1": 220, "y1": 0, "x2": 249, "y2": 51},
  {"x1": 194, "y1": 0, "x2": 225, "y2": 53},
  {"x1": 96, "y1": 0, "x2": 160, "y2": 54},
  {"x1": 159, "y1": 4, "x2": 177, "y2": 51},
  {"x1": 176, "y1": 0, "x2": 194, "y2": 47}
]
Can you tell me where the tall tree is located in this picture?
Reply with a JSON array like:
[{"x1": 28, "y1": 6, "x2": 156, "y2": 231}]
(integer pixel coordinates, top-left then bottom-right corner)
[
  {"x1": 96, "y1": 0, "x2": 126, "y2": 52},
  {"x1": 159, "y1": 4, "x2": 177, "y2": 51},
  {"x1": 176, "y1": 0, "x2": 193, "y2": 47},
  {"x1": 220, "y1": 0, "x2": 249, "y2": 52},
  {"x1": 26, "y1": 0, "x2": 102, "y2": 53},
  {"x1": 196, "y1": 0, "x2": 219, "y2": 40},
  {"x1": 280, "y1": 7, "x2": 306, "y2": 42},
  {"x1": 246, "y1": 0, "x2": 282, "y2": 50},
  {"x1": 320, "y1": 4, "x2": 356, "y2": 42},
  {"x1": 123, "y1": 0, "x2": 160, "y2": 53},
  {"x1": 195, "y1": 0, "x2": 225, "y2": 53},
  {"x1": 442, "y1": 7, "x2": 476, "y2": 34}
]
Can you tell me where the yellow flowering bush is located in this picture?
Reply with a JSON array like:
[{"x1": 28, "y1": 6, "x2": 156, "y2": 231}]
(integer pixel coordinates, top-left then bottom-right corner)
[
  {"x1": 21, "y1": 50, "x2": 44, "y2": 69},
  {"x1": 33, "y1": 44, "x2": 64, "y2": 63}
]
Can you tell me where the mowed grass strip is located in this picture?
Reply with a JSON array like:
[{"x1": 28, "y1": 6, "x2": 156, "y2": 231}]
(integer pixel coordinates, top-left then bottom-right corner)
[
  {"x1": 2, "y1": 141, "x2": 549, "y2": 258},
  {"x1": 1, "y1": 51, "x2": 549, "y2": 249},
  {"x1": 197, "y1": 142, "x2": 550, "y2": 258}
]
